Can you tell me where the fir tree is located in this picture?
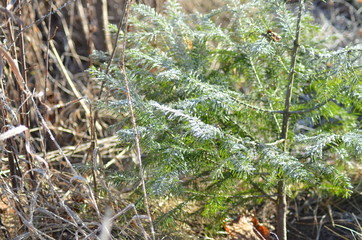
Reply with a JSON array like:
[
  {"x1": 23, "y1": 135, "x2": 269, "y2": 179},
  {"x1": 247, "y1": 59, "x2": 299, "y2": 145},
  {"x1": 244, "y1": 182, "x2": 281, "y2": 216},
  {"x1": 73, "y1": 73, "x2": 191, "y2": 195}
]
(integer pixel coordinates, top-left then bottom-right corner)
[{"x1": 90, "y1": 0, "x2": 362, "y2": 238}]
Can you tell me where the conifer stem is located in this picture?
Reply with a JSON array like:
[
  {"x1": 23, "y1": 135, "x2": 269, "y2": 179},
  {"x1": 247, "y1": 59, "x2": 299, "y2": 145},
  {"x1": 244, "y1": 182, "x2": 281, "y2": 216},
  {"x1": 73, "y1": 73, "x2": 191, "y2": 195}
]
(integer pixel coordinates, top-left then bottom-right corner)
[
  {"x1": 278, "y1": 1, "x2": 304, "y2": 239},
  {"x1": 118, "y1": 1, "x2": 156, "y2": 240}
]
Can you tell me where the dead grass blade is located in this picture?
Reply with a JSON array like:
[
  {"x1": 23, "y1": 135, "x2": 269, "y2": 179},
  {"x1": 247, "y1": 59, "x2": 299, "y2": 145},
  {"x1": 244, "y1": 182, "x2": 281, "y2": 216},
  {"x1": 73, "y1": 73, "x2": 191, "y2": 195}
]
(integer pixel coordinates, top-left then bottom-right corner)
[{"x1": 0, "y1": 125, "x2": 27, "y2": 141}]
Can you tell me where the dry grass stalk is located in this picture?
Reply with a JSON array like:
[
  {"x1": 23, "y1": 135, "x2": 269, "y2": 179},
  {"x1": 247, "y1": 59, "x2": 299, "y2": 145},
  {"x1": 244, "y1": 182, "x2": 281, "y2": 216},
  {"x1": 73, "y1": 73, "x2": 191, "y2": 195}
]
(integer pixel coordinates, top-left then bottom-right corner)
[{"x1": 0, "y1": 0, "x2": 152, "y2": 238}]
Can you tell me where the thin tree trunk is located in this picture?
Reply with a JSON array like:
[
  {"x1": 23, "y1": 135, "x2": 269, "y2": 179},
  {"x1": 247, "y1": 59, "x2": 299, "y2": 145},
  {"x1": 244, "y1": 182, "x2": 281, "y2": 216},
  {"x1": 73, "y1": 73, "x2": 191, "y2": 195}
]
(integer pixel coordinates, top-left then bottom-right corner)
[
  {"x1": 276, "y1": 180, "x2": 287, "y2": 240},
  {"x1": 278, "y1": 1, "x2": 305, "y2": 239}
]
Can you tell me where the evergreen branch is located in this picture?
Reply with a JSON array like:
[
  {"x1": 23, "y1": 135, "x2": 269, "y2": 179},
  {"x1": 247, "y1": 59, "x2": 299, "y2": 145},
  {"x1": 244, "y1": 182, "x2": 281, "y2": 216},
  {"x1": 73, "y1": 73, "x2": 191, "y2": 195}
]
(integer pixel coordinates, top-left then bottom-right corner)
[
  {"x1": 185, "y1": 76, "x2": 281, "y2": 114},
  {"x1": 236, "y1": 99, "x2": 280, "y2": 113},
  {"x1": 274, "y1": 97, "x2": 340, "y2": 115},
  {"x1": 264, "y1": 139, "x2": 285, "y2": 146},
  {"x1": 117, "y1": 1, "x2": 155, "y2": 239},
  {"x1": 187, "y1": 190, "x2": 277, "y2": 200},
  {"x1": 317, "y1": 45, "x2": 362, "y2": 58},
  {"x1": 250, "y1": 182, "x2": 277, "y2": 202},
  {"x1": 150, "y1": 101, "x2": 223, "y2": 140},
  {"x1": 289, "y1": 99, "x2": 331, "y2": 114},
  {"x1": 249, "y1": 57, "x2": 281, "y2": 131},
  {"x1": 295, "y1": 131, "x2": 362, "y2": 160}
]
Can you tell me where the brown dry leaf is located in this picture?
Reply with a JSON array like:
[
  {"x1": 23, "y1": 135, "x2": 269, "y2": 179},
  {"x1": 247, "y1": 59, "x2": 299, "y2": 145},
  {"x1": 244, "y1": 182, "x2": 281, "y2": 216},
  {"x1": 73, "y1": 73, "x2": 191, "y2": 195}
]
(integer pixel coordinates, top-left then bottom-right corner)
[
  {"x1": 252, "y1": 217, "x2": 271, "y2": 239},
  {"x1": 224, "y1": 216, "x2": 260, "y2": 240}
]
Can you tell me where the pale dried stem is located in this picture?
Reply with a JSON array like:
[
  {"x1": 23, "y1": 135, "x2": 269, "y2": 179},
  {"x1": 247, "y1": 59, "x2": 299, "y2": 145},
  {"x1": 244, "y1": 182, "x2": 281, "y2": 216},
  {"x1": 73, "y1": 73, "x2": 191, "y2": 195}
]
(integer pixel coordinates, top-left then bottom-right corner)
[{"x1": 116, "y1": 0, "x2": 156, "y2": 239}]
